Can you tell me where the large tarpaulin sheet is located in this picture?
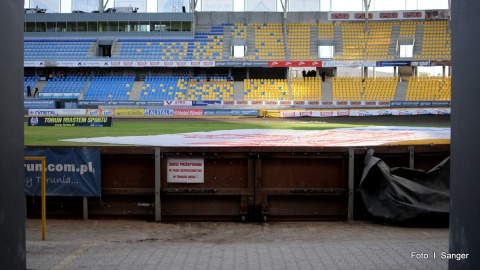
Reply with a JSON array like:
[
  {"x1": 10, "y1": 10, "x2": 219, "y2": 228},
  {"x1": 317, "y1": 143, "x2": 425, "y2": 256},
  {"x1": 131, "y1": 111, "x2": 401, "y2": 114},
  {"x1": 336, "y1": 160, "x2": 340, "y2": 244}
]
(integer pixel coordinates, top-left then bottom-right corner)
[{"x1": 358, "y1": 149, "x2": 450, "y2": 225}]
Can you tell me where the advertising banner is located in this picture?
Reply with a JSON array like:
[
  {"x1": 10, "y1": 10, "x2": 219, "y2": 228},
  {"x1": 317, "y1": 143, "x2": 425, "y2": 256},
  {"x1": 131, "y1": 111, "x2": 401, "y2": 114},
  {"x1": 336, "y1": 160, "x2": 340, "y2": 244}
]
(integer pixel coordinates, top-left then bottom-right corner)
[
  {"x1": 249, "y1": 101, "x2": 263, "y2": 105},
  {"x1": 56, "y1": 61, "x2": 216, "y2": 67},
  {"x1": 144, "y1": 109, "x2": 174, "y2": 116},
  {"x1": 411, "y1": 60, "x2": 431, "y2": 66},
  {"x1": 328, "y1": 11, "x2": 425, "y2": 21},
  {"x1": 390, "y1": 101, "x2": 420, "y2": 107},
  {"x1": 278, "y1": 110, "x2": 342, "y2": 117},
  {"x1": 426, "y1": 10, "x2": 450, "y2": 20},
  {"x1": 173, "y1": 109, "x2": 204, "y2": 116},
  {"x1": 86, "y1": 109, "x2": 115, "y2": 117},
  {"x1": 56, "y1": 61, "x2": 91, "y2": 67},
  {"x1": 230, "y1": 100, "x2": 285, "y2": 106},
  {"x1": 279, "y1": 100, "x2": 293, "y2": 105},
  {"x1": 164, "y1": 101, "x2": 193, "y2": 106},
  {"x1": 313, "y1": 101, "x2": 390, "y2": 107},
  {"x1": 238, "y1": 61, "x2": 267, "y2": 67},
  {"x1": 215, "y1": 61, "x2": 269, "y2": 67},
  {"x1": 24, "y1": 148, "x2": 101, "y2": 197},
  {"x1": 28, "y1": 117, "x2": 112, "y2": 127},
  {"x1": 268, "y1": 61, "x2": 322, "y2": 67},
  {"x1": 376, "y1": 61, "x2": 411, "y2": 67},
  {"x1": 78, "y1": 101, "x2": 107, "y2": 107},
  {"x1": 39, "y1": 93, "x2": 80, "y2": 99},
  {"x1": 106, "y1": 101, "x2": 136, "y2": 106},
  {"x1": 390, "y1": 101, "x2": 451, "y2": 108},
  {"x1": 235, "y1": 100, "x2": 251, "y2": 105},
  {"x1": 24, "y1": 100, "x2": 56, "y2": 109},
  {"x1": 430, "y1": 60, "x2": 452, "y2": 66},
  {"x1": 322, "y1": 61, "x2": 376, "y2": 67},
  {"x1": 274, "y1": 107, "x2": 451, "y2": 118},
  {"x1": 203, "y1": 109, "x2": 258, "y2": 116},
  {"x1": 114, "y1": 109, "x2": 145, "y2": 116},
  {"x1": 55, "y1": 109, "x2": 87, "y2": 116},
  {"x1": 265, "y1": 100, "x2": 279, "y2": 105},
  {"x1": 349, "y1": 108, "x2": 450, "y2": 116},
  {"x1": 28, "y1": 109, "x2": 58, "y2": 116},
  {"x1": 24, "y1": 61, "x2": 45, "y2": 67},
  {"x1": 107, "y1": 61, "x2": 215, "y2": 67},
  {"x1": 167, "y1": 158, "x2": 204, "y2": 183},
  {"x1": 134, "y1": 101, "x2": 164, "y2": 106},
  {"x1": 192, "y1": 100, "x2": 223, "y2": 106}
]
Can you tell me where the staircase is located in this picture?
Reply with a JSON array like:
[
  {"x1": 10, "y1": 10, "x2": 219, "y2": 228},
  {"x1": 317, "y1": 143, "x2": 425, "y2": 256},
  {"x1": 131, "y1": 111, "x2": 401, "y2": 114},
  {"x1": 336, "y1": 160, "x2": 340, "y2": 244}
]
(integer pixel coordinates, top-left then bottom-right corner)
[
  {"x1": 233, "y1": 81, "x2": 244, "y2": 100},
  {"x1": 413, "y1": 24, "x2": 424, "y2": 57},
  {"x1": 35, "y1": 81, "x2": 47, "y2": 91},
  {"x1": 246, "y1": 25, "x2": 255, "y2": 59},
  {"x1": 322, "y1": 82, "x2": 333, "y2": 101},
  {"x1": 87, "y1": 42, "x2": 98, "y2": 58},
  {"x1": 310, "y1": 25, "x2": 318, "y2": 58},
  {"x1": 78, "y1": 80, "x2": 91, "y2": 100},
  {"x1": 128, "y1": 81, "x2": 146, "y2": 100},
  {"x1": 110, "y1": 40, "x2": 120, "y2": 58},
  {"x1": 222, "y1": 27, "x2": 232, "y2": 60},
  {"x1": 390, "y1": 25, "x2": 401, "y2": 59},
  {"x1": 394, "y1": 81, "x2": 408, "y2": 100},
  {"x1": 333, "y1": 25, "x2": 343, "y2": 58}
]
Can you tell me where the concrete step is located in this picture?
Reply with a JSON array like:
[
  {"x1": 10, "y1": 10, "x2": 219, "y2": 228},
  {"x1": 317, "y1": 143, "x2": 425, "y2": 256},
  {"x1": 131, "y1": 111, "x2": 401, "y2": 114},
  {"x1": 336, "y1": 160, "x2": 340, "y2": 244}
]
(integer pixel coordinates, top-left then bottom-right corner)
[
  {"x1": 233, "y1": 81, "x2": 244, "y2": 100},
  {"x1": 129, "y1": 81, "x2": 146, "y2": 100},
  {"x1": 395, "y1": 81, "x2": 408, "y2": 100},
  {"x1": 322, "y1": 82, "x2": 333, "y2": 101}
]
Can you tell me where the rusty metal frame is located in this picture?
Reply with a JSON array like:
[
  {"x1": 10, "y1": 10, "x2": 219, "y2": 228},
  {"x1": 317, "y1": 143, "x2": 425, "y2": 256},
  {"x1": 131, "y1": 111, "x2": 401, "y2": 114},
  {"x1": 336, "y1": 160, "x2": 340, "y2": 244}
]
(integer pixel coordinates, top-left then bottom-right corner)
[
  {"x1": 252, "y1": 150, "x2": 348, "y2": 221},
  {"x1": 24, "y1": 145, "x2": 450, "y2": 222},
  {"x1": 159, "y1": 148, "x2": 253, "y2": 221}
]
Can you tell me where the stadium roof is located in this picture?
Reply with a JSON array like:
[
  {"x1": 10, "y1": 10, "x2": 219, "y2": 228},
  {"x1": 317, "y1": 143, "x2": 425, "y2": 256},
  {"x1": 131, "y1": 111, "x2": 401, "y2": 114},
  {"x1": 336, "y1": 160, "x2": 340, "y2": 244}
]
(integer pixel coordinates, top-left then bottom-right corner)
[{"x1": 26, "y1": 0, "x2": 449, "y2": 14}]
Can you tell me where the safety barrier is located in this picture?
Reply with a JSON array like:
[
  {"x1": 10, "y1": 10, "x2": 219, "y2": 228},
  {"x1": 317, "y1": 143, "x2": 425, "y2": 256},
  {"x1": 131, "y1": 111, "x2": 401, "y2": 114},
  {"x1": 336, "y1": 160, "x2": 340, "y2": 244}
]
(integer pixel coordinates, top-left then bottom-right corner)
[{"x1": 25, "y1": 144, "x2": 450, "y2": 222}]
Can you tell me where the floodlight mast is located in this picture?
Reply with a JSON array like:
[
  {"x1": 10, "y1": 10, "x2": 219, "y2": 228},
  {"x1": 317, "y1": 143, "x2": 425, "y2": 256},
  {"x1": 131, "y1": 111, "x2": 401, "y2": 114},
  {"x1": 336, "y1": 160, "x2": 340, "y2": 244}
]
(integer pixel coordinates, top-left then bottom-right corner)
[
  {"x1": 279, "y1": 0, "x2": 290, "y2": 59},
  {"x1": 193, "y1": 0, "x2": 198, "y2": 12},
  {"x1": 98, "y1": 0, "x2": 110, "y2": 13},
  {"x1": 363, "y1": 0, "x2": 371, "y2": 34}
]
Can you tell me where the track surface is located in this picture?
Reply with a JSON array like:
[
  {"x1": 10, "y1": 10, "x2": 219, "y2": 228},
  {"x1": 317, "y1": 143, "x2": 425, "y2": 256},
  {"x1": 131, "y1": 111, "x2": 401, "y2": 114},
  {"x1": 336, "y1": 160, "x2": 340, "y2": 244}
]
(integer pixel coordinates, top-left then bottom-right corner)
[{"x1": 114, "y1": 115, "x2": 451, "y2": 126}]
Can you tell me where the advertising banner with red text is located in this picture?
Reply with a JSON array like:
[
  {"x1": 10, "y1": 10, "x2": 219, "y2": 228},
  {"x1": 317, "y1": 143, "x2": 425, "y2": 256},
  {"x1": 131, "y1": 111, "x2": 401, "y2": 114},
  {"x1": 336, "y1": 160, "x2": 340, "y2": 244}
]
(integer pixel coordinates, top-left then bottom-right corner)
[
  {"x1": 268, "y1": 61, "x2": 322, "y2": 67},
  {"x1": 328, "y1": 11, "x2": 425, "y2": 21}
]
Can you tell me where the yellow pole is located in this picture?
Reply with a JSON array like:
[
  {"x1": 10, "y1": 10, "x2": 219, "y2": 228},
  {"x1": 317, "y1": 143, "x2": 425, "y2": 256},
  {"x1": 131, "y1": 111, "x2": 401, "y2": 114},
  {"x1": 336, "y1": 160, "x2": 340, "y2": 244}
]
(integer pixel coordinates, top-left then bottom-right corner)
[{"x1": 25, "y1": 156, "x2": 47, "y2": 240}]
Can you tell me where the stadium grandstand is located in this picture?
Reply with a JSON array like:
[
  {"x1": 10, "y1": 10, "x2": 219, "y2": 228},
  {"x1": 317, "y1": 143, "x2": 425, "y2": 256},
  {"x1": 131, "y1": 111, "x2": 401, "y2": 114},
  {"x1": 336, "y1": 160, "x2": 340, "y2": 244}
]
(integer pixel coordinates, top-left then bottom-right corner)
[{"x1": 23, "y1": 0, "x2": 451, "y2": 111}]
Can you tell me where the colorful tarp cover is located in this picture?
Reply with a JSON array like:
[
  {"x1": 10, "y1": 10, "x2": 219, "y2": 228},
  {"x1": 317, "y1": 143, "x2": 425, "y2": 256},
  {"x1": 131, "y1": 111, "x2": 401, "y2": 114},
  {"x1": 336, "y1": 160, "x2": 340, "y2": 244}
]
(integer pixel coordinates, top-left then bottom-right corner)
[{"x1": 62, "y1": 126, "x2": 450, "y2": 147}]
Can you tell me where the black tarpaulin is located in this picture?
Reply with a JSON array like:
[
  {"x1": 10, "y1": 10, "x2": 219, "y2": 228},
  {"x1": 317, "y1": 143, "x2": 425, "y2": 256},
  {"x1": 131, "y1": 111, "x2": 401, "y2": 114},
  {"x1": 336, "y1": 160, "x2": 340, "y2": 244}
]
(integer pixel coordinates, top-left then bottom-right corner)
[{"x1": 358, "y1": 149, "x2": 450, "y2": 225}]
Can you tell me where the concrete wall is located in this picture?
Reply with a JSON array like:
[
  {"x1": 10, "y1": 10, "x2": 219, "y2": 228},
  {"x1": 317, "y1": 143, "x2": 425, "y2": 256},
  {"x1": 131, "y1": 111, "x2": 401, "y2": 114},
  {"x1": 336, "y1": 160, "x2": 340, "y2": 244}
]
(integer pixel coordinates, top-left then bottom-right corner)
[
  {"x1": 450, "y1": 1, "x2": 480, "y2": 269},
  {"x1": 196, "y1": 12, "x2": 284, "y2": 26},
  {"x1": 0, "y1": 0, "x2": 26, "y2": 269},
  {"x1": 285, "y1": 12, "x2": 329, "y2": 23},
  {"x1": 193, "y1": 12, "x2": 333, "y2": 26}
]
